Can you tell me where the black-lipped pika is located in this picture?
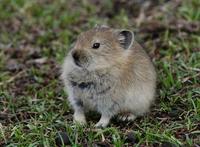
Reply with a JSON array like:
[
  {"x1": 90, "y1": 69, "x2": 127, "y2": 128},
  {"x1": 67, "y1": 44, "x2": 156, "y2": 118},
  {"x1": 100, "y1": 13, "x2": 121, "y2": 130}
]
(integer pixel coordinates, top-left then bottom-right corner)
[{"x1": 61, "y1": 25, "x2": 156, "y2": 128}]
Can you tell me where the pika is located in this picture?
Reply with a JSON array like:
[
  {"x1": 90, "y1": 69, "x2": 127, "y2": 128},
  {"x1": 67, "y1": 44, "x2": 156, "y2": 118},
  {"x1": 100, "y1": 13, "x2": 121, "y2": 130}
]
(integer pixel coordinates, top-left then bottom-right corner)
[{"x1": 61, "y1": 25, "x2": 156, "y2": 128}]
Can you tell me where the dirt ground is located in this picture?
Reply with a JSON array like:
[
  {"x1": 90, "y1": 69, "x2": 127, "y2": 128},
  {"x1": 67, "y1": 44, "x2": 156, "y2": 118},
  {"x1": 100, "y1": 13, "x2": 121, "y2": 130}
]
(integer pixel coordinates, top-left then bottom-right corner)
[{"x1": 0, "y1": 0, "x2": 199, "y2": 146}]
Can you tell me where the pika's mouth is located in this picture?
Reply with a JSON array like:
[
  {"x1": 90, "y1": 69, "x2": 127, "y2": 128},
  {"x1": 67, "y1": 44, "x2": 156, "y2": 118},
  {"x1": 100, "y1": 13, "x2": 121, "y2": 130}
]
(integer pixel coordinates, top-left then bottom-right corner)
[
  {"x1": 73, "y1": 57, "x2": 82, "y2": 67},
  {"x1": 71, "y1": 50, "x2": 89, "y2": 68}
]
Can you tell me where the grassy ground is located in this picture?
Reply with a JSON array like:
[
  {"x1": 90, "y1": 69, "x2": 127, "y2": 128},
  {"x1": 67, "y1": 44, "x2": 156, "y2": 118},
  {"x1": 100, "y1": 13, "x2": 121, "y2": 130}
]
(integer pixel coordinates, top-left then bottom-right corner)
[{"x1": 0, "y1": 0, "x2": 199, "y2": 146}]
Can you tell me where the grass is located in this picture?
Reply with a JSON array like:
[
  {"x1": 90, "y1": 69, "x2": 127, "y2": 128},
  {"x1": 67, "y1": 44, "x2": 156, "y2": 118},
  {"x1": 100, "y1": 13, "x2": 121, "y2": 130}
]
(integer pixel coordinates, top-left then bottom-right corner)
[{"x1": 0, "y1": 0, "x2": 200, "y2": 146}]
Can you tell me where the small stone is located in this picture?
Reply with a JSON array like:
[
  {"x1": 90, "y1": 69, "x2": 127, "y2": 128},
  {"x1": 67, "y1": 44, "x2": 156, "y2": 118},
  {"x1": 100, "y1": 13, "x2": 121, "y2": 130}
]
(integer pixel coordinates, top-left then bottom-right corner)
[
  {"x1": 125, "y1": 132, "x2": 137, "y2": 144},
  {"x1": 94, "y1": 141, "x2": 111, "y2": 147},
  {"x1": 161, "y1": 141, "x2": 177, "y2": 147},
  {"x1": 55, "y1": 132, "x2": 70, "y2": 146},
  {"x1": 6, "y1": 59, "x2": 23, "y2": 72}
]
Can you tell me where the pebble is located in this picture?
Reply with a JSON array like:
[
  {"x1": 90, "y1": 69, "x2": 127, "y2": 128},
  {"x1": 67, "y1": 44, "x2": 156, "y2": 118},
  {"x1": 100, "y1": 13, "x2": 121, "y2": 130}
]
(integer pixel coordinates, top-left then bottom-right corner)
[{"x1": 55, "y1": 131, "x2": 70, "y2": 146}]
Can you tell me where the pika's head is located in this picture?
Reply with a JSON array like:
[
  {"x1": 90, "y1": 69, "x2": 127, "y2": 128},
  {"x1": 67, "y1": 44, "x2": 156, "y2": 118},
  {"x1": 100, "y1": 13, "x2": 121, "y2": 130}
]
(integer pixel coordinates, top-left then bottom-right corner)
[{"x1": 69, "y1": 25, "x2": 134, "y2": 70}]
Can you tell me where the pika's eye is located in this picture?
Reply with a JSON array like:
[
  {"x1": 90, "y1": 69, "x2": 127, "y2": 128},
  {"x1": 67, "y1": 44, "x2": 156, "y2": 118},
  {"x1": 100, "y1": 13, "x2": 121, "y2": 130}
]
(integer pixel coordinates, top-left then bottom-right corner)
[{"x1": 92, "y1": 43, "x2": 100, "y2": 49}]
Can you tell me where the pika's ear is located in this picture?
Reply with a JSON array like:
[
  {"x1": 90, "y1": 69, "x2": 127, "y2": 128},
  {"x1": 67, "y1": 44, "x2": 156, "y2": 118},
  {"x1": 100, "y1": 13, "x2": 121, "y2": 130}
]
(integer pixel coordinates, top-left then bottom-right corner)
[
  {"x1": 94, "y1": 24, "x2": 110, "y2": 29},
  {"x1": 117, "y1": 30, "x2": 134, "y2": 50}
]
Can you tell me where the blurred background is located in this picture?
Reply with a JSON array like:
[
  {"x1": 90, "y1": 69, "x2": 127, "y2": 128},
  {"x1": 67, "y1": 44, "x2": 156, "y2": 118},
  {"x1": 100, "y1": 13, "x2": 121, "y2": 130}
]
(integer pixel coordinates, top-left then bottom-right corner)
[{"x1": 0, "y1": 0, "x2": 199, "y2": 146}]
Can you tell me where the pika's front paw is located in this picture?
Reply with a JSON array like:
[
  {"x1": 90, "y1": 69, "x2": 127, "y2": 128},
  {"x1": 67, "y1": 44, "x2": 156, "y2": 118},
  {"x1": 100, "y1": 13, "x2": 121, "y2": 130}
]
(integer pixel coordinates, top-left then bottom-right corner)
[
  {"x1": 95, "y1": 122, "x2": 107, "y2": 128},
  {"x1": 73, "y1": 113, "x2": 87, "y2": 125},
  {"x1": 95, "y1": 116, "x2": 110, "y2": 128}
]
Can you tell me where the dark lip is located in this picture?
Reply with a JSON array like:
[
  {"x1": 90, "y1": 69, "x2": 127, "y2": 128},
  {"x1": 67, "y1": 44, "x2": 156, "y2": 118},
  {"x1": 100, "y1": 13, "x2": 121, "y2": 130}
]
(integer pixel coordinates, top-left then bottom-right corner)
[
  {"x1": 74, "y1": 60, "x2": 82, "y2": 67},
  {"x1": 71, "y1": 52, "x2": 82, "y2": 67},
  {"x1": 71, "y1": 54, "x2": 81, "y2": 67}
]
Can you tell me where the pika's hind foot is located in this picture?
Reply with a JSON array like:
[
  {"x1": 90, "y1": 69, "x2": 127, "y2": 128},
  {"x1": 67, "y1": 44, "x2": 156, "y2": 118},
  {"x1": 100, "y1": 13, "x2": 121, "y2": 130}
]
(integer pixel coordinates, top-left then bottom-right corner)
[{"x1": 118, "y1": 113, "x2": 136, "y2": 121}]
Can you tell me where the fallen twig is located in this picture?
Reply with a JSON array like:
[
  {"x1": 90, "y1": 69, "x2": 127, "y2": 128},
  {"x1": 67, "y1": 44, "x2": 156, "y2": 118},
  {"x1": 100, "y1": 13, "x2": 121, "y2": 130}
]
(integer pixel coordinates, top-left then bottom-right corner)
[{"x1": 0, "y1": 70, "x2": 26, "y2": 86}]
